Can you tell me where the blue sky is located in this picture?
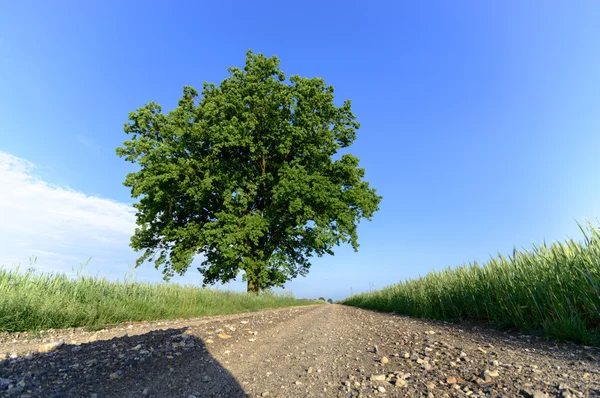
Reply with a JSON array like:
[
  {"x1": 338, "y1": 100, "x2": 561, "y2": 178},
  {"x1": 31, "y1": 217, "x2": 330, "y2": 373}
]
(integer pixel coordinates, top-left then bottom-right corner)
[{"x1": 1, "y1": 1, "x2": 599, "y2": 300}]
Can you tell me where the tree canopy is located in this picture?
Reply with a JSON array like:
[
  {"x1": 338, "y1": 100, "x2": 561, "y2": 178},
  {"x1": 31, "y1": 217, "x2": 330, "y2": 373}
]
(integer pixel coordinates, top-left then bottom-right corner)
[{"x1": 116, "y1": 50, "x2": 381, "y2": 293}]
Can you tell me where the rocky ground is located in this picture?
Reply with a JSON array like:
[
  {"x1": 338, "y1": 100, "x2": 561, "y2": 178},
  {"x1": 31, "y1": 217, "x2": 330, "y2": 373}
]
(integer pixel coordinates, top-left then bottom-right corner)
[{"x1": 0, "y1": 304, "x2": 599, "y2": 397}]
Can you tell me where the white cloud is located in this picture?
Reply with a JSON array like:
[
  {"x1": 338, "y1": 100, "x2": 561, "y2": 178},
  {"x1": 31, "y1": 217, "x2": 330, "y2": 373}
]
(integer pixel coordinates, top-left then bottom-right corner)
[
  {"x1": 0, "y1": 152, "x2": 256, "y2": 292},
  {"x1": 0, "y1": 151, "x2": 137, "y2": 276}
]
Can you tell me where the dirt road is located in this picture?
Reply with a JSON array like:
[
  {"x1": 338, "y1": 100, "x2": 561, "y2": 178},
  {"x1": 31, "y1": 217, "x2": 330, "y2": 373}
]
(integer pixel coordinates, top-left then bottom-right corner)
[{"x1": 1, "y1": 305, "x2": 599, "y2": 397}]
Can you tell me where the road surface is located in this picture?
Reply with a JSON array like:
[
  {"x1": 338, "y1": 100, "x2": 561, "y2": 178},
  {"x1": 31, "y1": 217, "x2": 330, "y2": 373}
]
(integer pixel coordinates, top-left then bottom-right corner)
[{"x1": 1, "y1": 305, "x2": 599, "y2": 397}]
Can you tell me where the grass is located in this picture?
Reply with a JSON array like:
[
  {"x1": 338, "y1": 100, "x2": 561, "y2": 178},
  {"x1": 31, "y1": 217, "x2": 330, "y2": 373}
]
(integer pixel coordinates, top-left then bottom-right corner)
[
  {"x1": 341, "y1": 222, "x2": 600, "y2": 345},
  {"x1": 0, "y1": 267, "x2": 318, "y2": 333}
]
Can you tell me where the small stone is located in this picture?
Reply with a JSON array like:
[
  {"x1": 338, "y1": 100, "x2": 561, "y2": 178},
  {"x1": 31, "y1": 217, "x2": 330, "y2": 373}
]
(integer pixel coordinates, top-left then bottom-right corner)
[
  {"x1": 403, "y1": 352, "x2": 410, "y2": 358},
  {"x1": 371, "y1": 374, "x2": 386, "y2": 381},
  {"x1": 381, "y1": 356, "x2": 389, "y2": 364},
  {"x1": 142, "y1": 388, "x2": 149, "y2": 395},
  {"x1": 294, "y1": 380, "x2": 302, "y2": 385},
  {"x1": 240, "y1": 320, "x2": 249, "y2": 324},
  {"x1": 427, "y1": 382, "x2": 436, "y2": 389},
  {"x1": 261, "y1": 393, "x2": 269, "y2": 397},
  {"x1": 39, "y1": 341, "x2": 64, "y2": 353},
  {"x1": 91, "y1": 394, "x2": 98, "y2": 398},
  {"x1": 205, "y1": 339, "x2": 214, "y2": 344},
  {"x1": 217, "y1": 333, "x2": 232, "y2": 339},
  {"x1": 9, "y1": 353, "x2": 17, "y2": 359},
  {"x1": 202, "y1": 375, "x2": 211, "y2": 382},
  {"x1": 446, "y1": 377, "x2": 457, "y2": 384},
  {"x1": 377, "y1": 386, "x2": 386, "y2": 393},
  {"x1": 132, "y1": 344, "x2": 142, "y2": 350},
  {"x1": 395, "y1": 379, "x2": 407, "y2": 387},
  {"x1": 0, "y1": 378, "x2": 12, "y2": 387},
  {"x1": 109, "y1": 371, "x2": 122, "y2": 379},
  {"x1": 188, "y1": 395, "x2": 198, "y2": 398},
  {"x1": 71, "y1": 346, "x2": 82, "y2": 353},
  {"x1": 483, "y1": 369, "x2": 499, "y2": 378},
  {"x1": 477, "y1": 347, "x2": 487, "y2": 354},
  {"x1": 307, "y1": 367, "x2": 313, "y2": 374},
  {"x1": 533, "y1": 391, "x2": 549, "y2": 398}
]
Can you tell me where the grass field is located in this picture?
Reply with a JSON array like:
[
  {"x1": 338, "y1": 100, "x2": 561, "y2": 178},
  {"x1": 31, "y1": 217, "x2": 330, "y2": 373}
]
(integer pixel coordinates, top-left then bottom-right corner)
[
  {"x1": 341, "y1": 222, "x2": 600, "y2": 345},
  {"x1": 0, "y1": 268, "x2": 318, "y2": 332}
]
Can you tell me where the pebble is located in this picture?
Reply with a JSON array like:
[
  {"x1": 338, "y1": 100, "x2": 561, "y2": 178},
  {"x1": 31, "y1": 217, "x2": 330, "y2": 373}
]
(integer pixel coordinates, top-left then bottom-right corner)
[
  {"x1": 377, "y1": 386, "x2": 386, "y2": 392},
  {"x1": 39, "y1": 341, "x2": 64, "y2": 353},
  {"x1": 381, "y1": 356, "x2": 389, "y2": 364},
  {"x1": 483, "y1": 369, "x2": 499, "y2": 378},
  {"x1": 0, "y1": 378, "x2": 13, "y2": 387},
  {"x1": 533, "y1": 391, "x2": 550, "y2": 398},
  {"x1": 371, "y1": 374, "x2": 386, "y2": 381},
  {"x1": 142, "y1": 388, "x2": 149, "y2": 395},
  {"x1": 109, "y1": 371, "x2": 122, "y2": 379},
  {"x1": 395, "y1": 379, "x2": 407, "y2": 387}
]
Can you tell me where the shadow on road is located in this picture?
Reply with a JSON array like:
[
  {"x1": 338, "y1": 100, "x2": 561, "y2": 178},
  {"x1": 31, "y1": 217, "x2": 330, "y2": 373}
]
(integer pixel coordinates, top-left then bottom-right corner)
[{"x1": 0, "y1": 327, "x2": 246, "y2": 397}]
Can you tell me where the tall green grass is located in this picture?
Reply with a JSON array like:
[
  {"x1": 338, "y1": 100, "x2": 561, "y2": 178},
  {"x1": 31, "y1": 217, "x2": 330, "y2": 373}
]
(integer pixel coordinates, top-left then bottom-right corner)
[
  {"x1": 341, "y1": 222, "x2": 600, "y2": 345},
  {"x1": 0, "y1": 268, "x2": 317, "y2": 332}
]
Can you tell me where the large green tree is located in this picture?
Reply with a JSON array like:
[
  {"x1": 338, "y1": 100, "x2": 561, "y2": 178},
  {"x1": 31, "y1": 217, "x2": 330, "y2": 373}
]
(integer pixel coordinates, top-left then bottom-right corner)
[{"x1": 117, "y1": 51, "x2": 381, "y2": 294}]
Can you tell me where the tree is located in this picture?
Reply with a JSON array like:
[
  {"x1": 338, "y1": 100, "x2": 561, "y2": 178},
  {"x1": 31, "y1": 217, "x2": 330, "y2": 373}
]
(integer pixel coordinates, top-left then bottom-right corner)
[
  {"x1": 327, "y1": 298, "x2": 333, "y2": 304},
  {"x1": 318, "y1": 297, "x2": 326, "y2": 302},
  {"x1": 116, "y1": 50, "x2": 381, "y2": 294}
]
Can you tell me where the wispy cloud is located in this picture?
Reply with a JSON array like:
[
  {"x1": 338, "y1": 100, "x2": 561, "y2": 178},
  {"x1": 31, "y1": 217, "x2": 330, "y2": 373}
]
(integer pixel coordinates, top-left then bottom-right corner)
[
  {"x1": 0, "y1": 151, "x2": 249, "y2": 290},
  {"x1": 0, "y1": 151, "x2": 137, "y2": 276}
]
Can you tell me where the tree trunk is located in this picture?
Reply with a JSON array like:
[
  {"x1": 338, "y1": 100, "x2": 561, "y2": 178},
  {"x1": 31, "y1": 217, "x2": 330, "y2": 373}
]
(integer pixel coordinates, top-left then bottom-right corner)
[{"x1": 247, "y1": 279, "x2": 260, "y2": 295}]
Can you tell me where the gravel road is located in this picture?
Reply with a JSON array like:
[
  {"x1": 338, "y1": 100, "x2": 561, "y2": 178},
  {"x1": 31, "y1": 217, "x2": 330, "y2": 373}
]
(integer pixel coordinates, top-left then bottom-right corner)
[{"x1": 1, "y1": 304, "x2": 599, "y2": 397}]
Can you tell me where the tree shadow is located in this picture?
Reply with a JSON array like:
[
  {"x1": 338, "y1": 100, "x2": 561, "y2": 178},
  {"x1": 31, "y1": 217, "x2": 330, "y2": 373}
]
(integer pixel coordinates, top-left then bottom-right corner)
[{"x1": 0, "y1": 327, "x2": 247, "y2": 397}]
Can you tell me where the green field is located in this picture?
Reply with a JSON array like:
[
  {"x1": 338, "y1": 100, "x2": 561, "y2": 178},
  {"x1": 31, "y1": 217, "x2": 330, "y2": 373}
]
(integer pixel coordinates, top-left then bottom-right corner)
[
  {"x1": 341, "y1": 223, "x2": 600, "y2": 345},
  {"x1": 0, "y1": 268, "x2": 317, "y2": 332}
]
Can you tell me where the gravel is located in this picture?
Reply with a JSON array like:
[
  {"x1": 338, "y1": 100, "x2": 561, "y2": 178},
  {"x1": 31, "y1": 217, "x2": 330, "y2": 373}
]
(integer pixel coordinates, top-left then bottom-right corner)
[{"x1": 0, "y1": 305, "x2": 599, "y2": 397}]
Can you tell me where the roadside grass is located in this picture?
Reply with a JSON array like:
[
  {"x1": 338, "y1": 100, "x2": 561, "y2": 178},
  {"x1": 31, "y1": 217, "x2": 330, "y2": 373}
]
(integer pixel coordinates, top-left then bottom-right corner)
[
  {"x1": 0, "y1": 268, "x2": 318, "y2": 332},
  {"x1": 341, "y1": 222, "x2": 600, "y2": 345}
]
